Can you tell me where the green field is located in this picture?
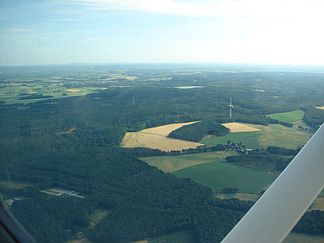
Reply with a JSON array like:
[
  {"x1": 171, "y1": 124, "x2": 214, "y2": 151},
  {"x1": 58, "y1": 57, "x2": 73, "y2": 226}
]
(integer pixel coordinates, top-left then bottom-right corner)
[
  {"x1": 267, "y1": 110, "x2": 305, "y2": 123},
  {"x1": 0, "y1": 85, "x2": 99, "y2": 104},
  {"x1": 173, "y1": 160, "x2": 276, "y2": 193},
  {"x1": 143, "y1": 151, "x2": 277, "y2": 193},
  {"x1": 202, "y1": 132, "x2": 261, "y2": 149},
  {"x1": 142, "y1": 151, "x2": 236, "y2": 173},
  {"x1": 201, "y1": 124, "x2": 311, "y2": 149}
]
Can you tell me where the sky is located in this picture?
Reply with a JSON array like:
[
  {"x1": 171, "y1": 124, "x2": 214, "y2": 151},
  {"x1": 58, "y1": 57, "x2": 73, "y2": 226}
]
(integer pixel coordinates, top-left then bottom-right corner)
[{"x1": 0, "y1": 0, "x2": 324, "y2": 66}]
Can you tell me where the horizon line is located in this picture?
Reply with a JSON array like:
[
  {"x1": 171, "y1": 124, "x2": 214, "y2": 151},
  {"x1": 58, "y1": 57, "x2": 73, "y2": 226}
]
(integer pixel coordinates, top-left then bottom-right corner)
[{"x1": 1, "y1": 62, "x2": 324, "y2": 68}]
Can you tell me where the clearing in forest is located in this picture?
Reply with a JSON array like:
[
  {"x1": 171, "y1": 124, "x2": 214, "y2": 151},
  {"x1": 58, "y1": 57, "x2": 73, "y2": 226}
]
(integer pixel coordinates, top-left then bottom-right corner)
[
  {"x1": 267, "y1": 109, "x2": 305, "y2": 123},
  {"x1": 0, "y1": 181, "x2": 31, "y2": 190},
  {"x1": 222, "y1": 122, "x2": 261, "y2": 133},
  {"x1": 88, "y1": 209, "x2": 108, "y2": 229},
  {"x1": 214, "y1": 193, "x2": 259, "y2": 201},
  {"x1": 315, "y1": 106, "x2": 324, "y2": 110},
  {"x1": 121, "y1": 121, "x2": 203, "y2": 151},
  {"x1": 66, "y1": 88, "x2": 81, "y2": 92},
  {"x1": 143, "y1": 151, "x2": 276, "y2": 193},
  {"x1": 173, "y1": 158, "x2": 276, "y2": 193}
]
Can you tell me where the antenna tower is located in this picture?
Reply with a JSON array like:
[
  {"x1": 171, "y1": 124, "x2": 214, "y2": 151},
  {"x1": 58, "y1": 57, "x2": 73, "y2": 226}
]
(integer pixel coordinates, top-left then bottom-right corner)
[{"x1": 229, "y1": 98, "x2": 234, "y2": 119}]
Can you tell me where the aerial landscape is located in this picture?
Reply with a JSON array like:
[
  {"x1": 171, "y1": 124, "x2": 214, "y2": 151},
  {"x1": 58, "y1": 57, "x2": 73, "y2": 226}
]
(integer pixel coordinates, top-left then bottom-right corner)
[
  {"x1": 1, "y1": 0, "x2": 324, "y2": 242},
  {"x1": 0, "y1": 64, "x2": 323, "y2": 243}
]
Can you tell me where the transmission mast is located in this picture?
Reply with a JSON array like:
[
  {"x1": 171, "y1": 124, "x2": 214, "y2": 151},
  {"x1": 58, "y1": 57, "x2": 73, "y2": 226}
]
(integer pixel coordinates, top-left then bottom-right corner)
[
  {"x1": 229, "y1": 98, "x2": 234, "y2": 119},
  {"x1": 133, "y1": 96, "x2": 136, "y2": 107}
]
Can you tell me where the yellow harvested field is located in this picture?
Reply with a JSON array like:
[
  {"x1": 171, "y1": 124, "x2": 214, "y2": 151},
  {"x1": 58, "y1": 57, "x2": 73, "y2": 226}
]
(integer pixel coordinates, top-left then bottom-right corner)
[
  {"x1": 315, "y1": 106, "x2": 324, "y2": 110},
  {"x1": 141, "y1": 121, "x2": 199, "y2": 136},
  {"x1": 66, "y1": 88, "x2": 81, "y2": 93},
  {"x1": 222, "y1": 122, "x2": 261, "y2": 133},
  {"x1": 121, "y1": 132, "x2": 203, "y2": 152},
  {"x1": 121, "y1": 121, "x2": 204, "y2": 151}
]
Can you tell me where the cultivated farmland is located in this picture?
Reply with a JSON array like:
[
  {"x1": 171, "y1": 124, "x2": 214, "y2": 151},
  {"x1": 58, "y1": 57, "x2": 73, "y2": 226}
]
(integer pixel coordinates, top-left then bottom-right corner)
[
  {"x1": 267, "y1": 110, "x2": 305, "y2": 123},
  {"x1": 121, "y1": 122, "x2": 204, "y2": 151},
  {"x1": 201, "y1": 124, "x2": 311, "y2": 149},
  {"x1": 173, "y1": 159, "x2": 277, "y2": 193},
  {"x1": 143, "y1": 151, "x2": 277, "y2": 193},
  {"x1": 222, "y1": 122, "x2": 261, "y2": 132},
  {"x1": 140, "y1": 121, "x2": 199, "y2": 136},
  {"x1": 142, "y1": 151, "x2": 236, "y2": 173}
]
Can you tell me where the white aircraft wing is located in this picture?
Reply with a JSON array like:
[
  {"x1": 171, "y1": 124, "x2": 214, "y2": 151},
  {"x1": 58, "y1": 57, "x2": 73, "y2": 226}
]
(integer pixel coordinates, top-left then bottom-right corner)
[{"x1": 222, "y1": 123, "x2": 324, "y2": 243}]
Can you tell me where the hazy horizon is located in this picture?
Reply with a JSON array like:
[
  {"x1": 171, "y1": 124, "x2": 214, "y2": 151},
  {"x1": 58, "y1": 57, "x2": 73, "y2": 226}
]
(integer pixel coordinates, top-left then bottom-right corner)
[{"x1": 1, "y1": 0, "x2": 324, "y2": 66}]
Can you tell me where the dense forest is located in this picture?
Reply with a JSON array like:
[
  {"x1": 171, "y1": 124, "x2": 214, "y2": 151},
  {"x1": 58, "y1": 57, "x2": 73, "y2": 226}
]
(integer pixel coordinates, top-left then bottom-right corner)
[
  {"x1": 294, "y1": 210, "x2": 324, "y2": 235},
  {"x1": 0, "y1": 65, "x2": 324, "y2": 242},
  {"x1": 304, "y1": 108, "x2": 324, "y2": 129}
]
